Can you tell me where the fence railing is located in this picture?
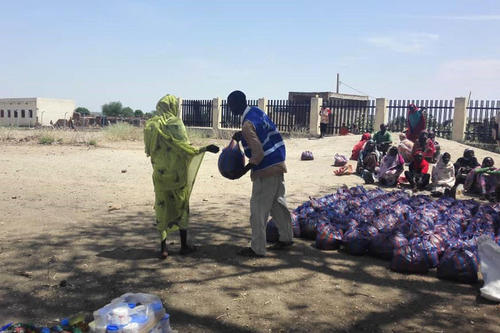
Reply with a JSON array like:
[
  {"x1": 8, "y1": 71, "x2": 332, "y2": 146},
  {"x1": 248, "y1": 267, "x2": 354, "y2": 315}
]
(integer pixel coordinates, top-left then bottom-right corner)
[
  {"x1": 182, "y1": 99, "x2": 213, "y2": 127},
  {"x1": 322, "y1": 99, "x2": 375, "y2": 134},
  {"x1": 465, "y1": 100, "x2": 500, "y2": 143},
  {"x1": 387, "y1": 100, "x2": 454, "y2": 139},
  {"x1": 266, "y1": 100, "x2": 310, "y2": 133},
  {"x1": 220, "y1": 99, "x2": 258, "y2": 129}
]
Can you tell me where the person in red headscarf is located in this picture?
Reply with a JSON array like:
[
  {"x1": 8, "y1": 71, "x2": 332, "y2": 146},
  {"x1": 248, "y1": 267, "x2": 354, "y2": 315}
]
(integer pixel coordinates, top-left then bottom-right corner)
[
  {"x1": 406, "y1": 104, "x2": 426, "y2": 142},
  {"x1": 350, "y1": 132, "x2": 371, "y2": 160}
]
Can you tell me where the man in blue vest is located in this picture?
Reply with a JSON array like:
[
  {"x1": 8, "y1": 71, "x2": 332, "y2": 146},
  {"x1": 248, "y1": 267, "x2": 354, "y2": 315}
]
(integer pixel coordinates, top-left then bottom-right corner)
[{"x1": 228, "y1": 90, "x2": 293, "y2": 257}]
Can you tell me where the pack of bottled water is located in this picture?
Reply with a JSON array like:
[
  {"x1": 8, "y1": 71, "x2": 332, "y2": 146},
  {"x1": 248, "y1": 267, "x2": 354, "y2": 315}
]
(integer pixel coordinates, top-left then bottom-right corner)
[{"x1": 89, "y1": 293, "x2": 174, "y2": 333}]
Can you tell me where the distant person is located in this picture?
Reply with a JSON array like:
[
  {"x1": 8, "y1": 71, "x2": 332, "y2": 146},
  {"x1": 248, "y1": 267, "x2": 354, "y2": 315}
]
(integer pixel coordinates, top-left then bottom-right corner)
[
  {"x1": 428, "y1": 131, "x2": 440, "y2": 163},
  {"x1": 431, "y1": 152, "x2": 455, "y2": 197},
  {"x1": 405, "y1": 151, "x2": 430, "y2": 190},
  {"x1": 319, "y1": 107, "x2": 331, "y2": 138},
  {"x1": 144, "y1": 95, "x2": 219, "y2": 259},
  {"x1": 454, "y1": 149, "x2": 480, "y2": 185},
  {"x1": 228, "y1": 90, "x2": 293, "y2": 257},
  {"x1": 406, "y1": 104, "x2": 426, "y2": 142},
  {"x1": 464, "y1": 157, "x2": 499, "y2": 201},
  {"x1": 373, "y1": 124, "x2": 392, "y2": 155},
  {"x1": 356, "y1": 140, "x2": 380, "y2": 183},
  {"x1": 493, "y1": 112, "x2": 500, "y2": 147},
  {"x1": 339, "y1": 122, "x2": 349, "y2": 136},
  {"x1": 412, "y1": 131, "x2": 435, "y2": 163},
  {"x1": 350, "y1": 132, "x2": 371, "y2": 161},
  {"x1": 397, "y1": 133, "x2": 414, "y2": 163},
  {"x1": 376, "y1": 146, "x2": 404, "y2": 186}
]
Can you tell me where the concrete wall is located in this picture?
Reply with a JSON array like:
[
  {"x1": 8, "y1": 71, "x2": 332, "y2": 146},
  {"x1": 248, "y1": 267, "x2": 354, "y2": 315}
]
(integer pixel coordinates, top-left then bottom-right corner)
[
  {"x1": 0, "y1": 97, "x2": 75, "y2": 127},
  {"x1": 36, "y1": 98, "x2": 75, "y2": 126},
  {"x1": 0, "y1": 98, "x2": 37, "y2": 127}
]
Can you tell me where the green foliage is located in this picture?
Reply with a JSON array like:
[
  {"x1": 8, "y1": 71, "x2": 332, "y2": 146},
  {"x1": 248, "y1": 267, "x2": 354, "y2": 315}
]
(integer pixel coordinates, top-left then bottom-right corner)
[
  {"x1": 122, "y1": 107, "x2": 134, "y2": 117},
  {"x1": 75, "y1": 107, "x2": 90, "y2": 115},
  {"x1": 88, "y1": 139, "x2": 97, "y2": 146},
  {"x1": 102, "y1": 101, "x2": 123, "y2": 117},
  {"x1": 38, "y1": 134, "x2": 55, "y2": 145},
  {"x1": 134, "y1": 109, "x2": 144, "y2": 117}
]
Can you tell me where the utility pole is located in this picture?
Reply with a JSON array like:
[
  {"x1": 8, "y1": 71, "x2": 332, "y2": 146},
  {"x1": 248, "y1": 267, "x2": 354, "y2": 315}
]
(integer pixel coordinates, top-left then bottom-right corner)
[{"x1": 336, "y1": 73, "x2": 340, "y2": 94}]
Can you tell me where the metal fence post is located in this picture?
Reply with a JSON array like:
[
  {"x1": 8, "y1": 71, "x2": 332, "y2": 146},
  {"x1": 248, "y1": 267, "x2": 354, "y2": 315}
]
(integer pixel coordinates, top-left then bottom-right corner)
[
  {"x1": 258, "y1": 98, "x2": 267, "y2": 114},
  {"x1": 177, "y1": 98, "x2": 183, "y2": 120},
  {"x1": 212, "y1": 97, "x2": 221, "y2": 131},
  {"x1": 374, "y1": 98, "x2": 388, "y2": 131},
  {"x1": 309, "y1": 97, "x2": 322, "y2": 137},
  {"x1": 452, "y1": 97, "x2": 468, "y2": 141}
]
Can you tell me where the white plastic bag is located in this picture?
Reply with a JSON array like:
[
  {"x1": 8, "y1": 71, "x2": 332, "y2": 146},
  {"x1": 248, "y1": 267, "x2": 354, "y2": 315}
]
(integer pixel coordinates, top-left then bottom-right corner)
[{"x1": 478, "y1": 235, "x2": 500, "y2": 302}]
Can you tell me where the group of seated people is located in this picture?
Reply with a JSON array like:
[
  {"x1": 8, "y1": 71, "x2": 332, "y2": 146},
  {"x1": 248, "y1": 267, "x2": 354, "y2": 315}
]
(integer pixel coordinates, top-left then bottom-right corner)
[{"x1": 351, "y1": 125, "x2": 500, "y2": 201}]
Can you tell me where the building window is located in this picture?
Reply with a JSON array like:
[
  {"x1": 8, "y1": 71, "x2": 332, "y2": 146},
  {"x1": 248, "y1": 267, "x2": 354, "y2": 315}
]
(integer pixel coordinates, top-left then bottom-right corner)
[
  {"x1": 0, "y1": 110, "x2": 3, "y2": 118},
  {"x1": 8, "y1": 110, "x2": 11, "y2": 118},
  {"x1": 14, "y1": 111, "x2": 18, "y2": 118},
  {"x1": 21, "y1": 110, "x2": 26, "y2": 118},
  {"x1": 29, "y1": 110, "x2": 33, "y2": 118}
]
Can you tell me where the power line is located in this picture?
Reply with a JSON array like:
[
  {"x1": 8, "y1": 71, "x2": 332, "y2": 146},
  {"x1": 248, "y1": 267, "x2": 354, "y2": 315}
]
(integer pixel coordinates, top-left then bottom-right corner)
[{"x1": 339, "y1": 80, "x2": 372, "y2": 97}]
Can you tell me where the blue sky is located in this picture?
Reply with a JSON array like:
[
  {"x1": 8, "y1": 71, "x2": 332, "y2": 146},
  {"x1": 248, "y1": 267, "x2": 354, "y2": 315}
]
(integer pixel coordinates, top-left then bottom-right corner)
[{"x1": 1, "y1": 1, "x2": 499, "y2": 112}]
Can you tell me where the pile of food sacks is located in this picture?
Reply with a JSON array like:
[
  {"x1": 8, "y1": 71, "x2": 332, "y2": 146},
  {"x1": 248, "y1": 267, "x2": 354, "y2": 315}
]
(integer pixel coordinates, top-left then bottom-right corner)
[{"x1": 266, "y1": 186, "x2": 500, "y2": 284}]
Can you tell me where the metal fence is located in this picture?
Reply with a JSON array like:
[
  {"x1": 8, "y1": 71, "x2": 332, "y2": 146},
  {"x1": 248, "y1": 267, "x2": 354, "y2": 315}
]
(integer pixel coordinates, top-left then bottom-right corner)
[
  {"x1": 182, "y1": 99, "x2": 213, "y2": 127},
  {"x1": 266, "y1": 100, "x2": 311, "y2": 133},
  {"x1": 220, "y1": 99, "x2": 258, "y2": 129},
  {"x1": 322, "y1": 99, "x2": 375, "y2": 134},
  {"x1": 387, "y1": 100, "x2": 454, "y2": 139},
  {"x1": 465, "y1": 100, "x2": 500, "y2": 143}
]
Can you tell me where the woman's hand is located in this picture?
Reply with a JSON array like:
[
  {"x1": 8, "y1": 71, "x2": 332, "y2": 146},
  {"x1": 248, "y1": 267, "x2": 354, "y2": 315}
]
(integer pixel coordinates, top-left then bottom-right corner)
[{"x1": 206, "y1": 144, "x2": 219, "y2": 153}]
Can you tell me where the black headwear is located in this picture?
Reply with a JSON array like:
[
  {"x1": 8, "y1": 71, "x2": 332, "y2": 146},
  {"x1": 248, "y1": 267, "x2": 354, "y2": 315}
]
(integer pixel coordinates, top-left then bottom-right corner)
[{"x1": 227, "y1": 90, "x2": 247, "y2": 115}]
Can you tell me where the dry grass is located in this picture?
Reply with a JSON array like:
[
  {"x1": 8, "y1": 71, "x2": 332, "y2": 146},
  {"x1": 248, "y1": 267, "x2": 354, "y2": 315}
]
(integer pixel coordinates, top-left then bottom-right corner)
[{"x1": 103, "y1": 123, "x2": 143, "y2": 141}]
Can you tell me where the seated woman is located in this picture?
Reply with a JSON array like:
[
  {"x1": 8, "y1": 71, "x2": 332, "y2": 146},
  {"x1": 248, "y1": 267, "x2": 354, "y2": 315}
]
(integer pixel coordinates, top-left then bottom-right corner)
[
  {"x1": 376, "y1": 146, "x2": 404, "y2": 186},
  {"x1": 464, "y1": 157, "x2": 499, "y2": 201},
  {"x1": 412, "y1": 131, "x2": 436, "y2": 163},
  {"x1": 356, "y1": 140, "x2": 380, "y2": 184},
  {"x1": 428, "y1": 131, "x2": 440, "y2": 163},
  {"x1": 431, "y1": 152, "x2": 455, "y2": 197},
  {"x1": 397, "y1": 133, "x2": 414, "y2": 163},
  {"x1": 454, "y1": 149, "x2": 480, "y2": 185},
  {"x1": 404, "y1": 151, "x2": 430, "y2": 190},
  {"x1": 350, "y1": 133, "x2": 371, "y2": 160}
]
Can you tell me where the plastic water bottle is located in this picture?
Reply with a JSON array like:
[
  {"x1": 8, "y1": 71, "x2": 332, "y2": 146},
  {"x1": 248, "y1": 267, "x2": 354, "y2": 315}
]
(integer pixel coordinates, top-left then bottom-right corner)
[
  {"x1": 106, "y1": 325, "x2": 121, "y2": 333},
  {"x1": 160, "y1": 314, "x2": 172, "y2": 333}
]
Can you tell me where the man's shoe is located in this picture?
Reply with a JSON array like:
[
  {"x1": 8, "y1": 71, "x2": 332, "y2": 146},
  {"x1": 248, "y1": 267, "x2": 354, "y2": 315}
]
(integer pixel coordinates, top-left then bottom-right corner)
[
  {"x1": 237, "y1": 247, "x2": 264, "y2": 258},
  {"x1": 269, "y1": 241, "x2": 294, "y2": 251}
]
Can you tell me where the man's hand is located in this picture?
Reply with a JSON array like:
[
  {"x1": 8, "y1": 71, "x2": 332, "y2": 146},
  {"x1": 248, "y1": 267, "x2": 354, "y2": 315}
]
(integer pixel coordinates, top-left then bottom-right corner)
[
  {"x1": 233, "y1": 163, "x2": 256, "y2": 179},
  {"x1": 232, "y1": 131, "x2": 243, "y2": 142},
  {"x1": 206, "y1": 144, "x2": 219, "y2": 154}
]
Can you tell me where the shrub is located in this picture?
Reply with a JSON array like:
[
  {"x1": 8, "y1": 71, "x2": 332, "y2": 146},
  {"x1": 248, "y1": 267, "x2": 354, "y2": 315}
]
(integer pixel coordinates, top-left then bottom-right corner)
[{"x1": 39, "y1": 134, "x2": 55, "y2": 145}]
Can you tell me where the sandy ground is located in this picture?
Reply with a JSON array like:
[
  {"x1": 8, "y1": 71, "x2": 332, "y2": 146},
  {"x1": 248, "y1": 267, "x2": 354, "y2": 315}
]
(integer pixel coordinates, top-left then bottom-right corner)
[{"x1": 1, "y1": 134, "x2": 500, "y2": 332}]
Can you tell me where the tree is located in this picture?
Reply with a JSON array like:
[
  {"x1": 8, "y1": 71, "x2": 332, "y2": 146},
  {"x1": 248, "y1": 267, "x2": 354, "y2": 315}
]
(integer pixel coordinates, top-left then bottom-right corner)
[
  {"x1": 74, "y1": 107, "x2": 90, "y2": 116},
  {"x1": 134, "y1": 109, "x2": 144, "y2": 117},
  {"x1": 121, "y1": 107, "x2": 134, "y2": 117},
  {"x1": 102, "y1": 101, "x2": 123, "y2": 117}
]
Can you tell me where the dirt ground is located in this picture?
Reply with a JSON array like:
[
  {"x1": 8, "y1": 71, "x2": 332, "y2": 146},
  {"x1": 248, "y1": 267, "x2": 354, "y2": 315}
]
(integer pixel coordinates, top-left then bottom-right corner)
[{"x1": 1, "y1": 133, "x2": 500, "y2": 332}]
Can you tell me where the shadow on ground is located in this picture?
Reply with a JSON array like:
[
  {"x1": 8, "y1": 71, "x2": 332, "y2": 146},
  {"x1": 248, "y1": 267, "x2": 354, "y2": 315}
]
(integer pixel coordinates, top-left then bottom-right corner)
[{"x1": 0, "y1": 194, "x2": 499, "y2": 333}]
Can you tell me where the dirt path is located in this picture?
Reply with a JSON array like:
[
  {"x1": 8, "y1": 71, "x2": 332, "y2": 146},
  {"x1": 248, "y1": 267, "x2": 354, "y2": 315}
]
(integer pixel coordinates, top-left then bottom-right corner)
[{"x1": 1, "y1": 135, "x2": 499, "y2": 332}]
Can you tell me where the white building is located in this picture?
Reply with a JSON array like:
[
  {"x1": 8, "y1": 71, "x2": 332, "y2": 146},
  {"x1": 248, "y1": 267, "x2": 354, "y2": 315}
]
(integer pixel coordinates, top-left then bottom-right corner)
[{"x1": 0, "y1": 98, "x2": 75, "y2": 127}]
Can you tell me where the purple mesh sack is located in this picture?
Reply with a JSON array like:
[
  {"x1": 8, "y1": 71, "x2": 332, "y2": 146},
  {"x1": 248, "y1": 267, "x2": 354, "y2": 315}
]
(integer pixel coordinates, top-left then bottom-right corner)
[
  {"x1": 218, "y1": 139, "x2": 245, "y2": 179},
  {"x1": 391, "y1": 245, "x2": 429, "y2": 274},
  {"x1": 342, "y1": 227, "x2": 370, "y2": 255},
  {"x1": 266, "y1": 219, "x2": 280, "y2": 243},
  {"x1": 301, "y1": 151, "x2": 314, "y2": 160},
  {"x1": 291, "y1": 212, "x2": 301, "y2": 238},
  {"x1": 315, "y1": 224, "x2": 343, "y2": 250},
  {"x1": 437, "y1": 247, "x2": 479, "y2": 284}
]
